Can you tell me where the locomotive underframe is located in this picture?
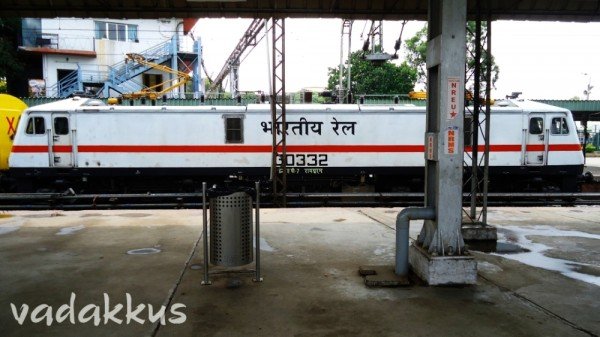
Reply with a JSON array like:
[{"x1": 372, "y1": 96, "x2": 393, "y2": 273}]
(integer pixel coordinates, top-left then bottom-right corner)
[{"x1": 7, "y1": 164, "x2": 583, "y2": 194}]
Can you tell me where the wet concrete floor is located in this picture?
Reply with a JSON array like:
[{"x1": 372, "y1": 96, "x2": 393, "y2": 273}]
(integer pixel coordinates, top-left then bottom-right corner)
[{"x1": 0, "y1": 207, "x2": 598, "y2": 337}]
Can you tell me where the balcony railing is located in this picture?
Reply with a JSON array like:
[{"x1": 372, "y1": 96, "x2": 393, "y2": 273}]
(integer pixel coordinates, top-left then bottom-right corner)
[{"x1": 34, "y1": 33, "x2": 59, "y2": 49}]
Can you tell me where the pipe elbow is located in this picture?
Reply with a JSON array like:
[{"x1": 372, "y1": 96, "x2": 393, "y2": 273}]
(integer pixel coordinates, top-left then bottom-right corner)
[
  {"x1": 394, "y1": 207, "x2": 436, "y2": 276},
  {"x1": 396, "y1": 207, "x2": 436, "y2": 230}
]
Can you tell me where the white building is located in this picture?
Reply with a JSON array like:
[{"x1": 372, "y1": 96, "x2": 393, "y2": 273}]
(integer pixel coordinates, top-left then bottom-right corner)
[{"x1": 19, "y1": 18, "x2": 202, "y2": 98}]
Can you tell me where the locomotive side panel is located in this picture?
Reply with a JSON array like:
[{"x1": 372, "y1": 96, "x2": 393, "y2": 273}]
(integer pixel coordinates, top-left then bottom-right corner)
[
  {"x1": 258, "y1": 110, "x2": 427, "y2": 171},
  {"x1": 74, "y1": 111, "x2": 273, "y2": 169},
  {"x1": 72, "y1": 108, "x2": 431, "y2": 172},
  {"x1": 6, "y1": 99, "x2": 585, "y2": 193},
  {"x1": 480, "y1": 111, "x2": 523, "y2": 167}
]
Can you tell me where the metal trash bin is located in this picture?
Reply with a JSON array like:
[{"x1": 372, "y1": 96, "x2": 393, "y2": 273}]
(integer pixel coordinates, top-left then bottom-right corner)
[
  {"x1": 201, "y1": 182, "x2": 262, "y2": 285},
  {"x1": 209, "y1": 191, "x2": 253, "y2": 267}
]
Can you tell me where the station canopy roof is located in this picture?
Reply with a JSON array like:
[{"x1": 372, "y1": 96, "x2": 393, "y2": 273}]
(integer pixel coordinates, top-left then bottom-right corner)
[
  {"x1": 2, "y1": 0, "x2": 600, "y2": 21},
  {"x1": 534, "y1": 100, "x2": 600, "y2": 122}
]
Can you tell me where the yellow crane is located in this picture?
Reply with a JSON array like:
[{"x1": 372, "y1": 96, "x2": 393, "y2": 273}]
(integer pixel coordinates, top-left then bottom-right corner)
[{"x1": 120, "y1": 53, "x2": 191, "y2": 100}]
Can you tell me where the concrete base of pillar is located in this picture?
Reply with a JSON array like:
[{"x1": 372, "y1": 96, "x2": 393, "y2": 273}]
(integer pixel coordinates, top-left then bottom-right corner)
[
  {"x1": 409, "y1": 244, "x2": 477, "y2": 285},
  {"x1": 462, "y1": 222, "x2": 497, "y2": 241}
]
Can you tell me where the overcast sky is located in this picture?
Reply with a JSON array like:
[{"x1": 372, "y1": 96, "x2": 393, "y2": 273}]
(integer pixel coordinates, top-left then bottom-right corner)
[{"x1": 194, "y1": 19, "x2": 600, "y2": 100}]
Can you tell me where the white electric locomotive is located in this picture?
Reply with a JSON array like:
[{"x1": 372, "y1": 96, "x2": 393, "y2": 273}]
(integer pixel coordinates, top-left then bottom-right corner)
[{"x1": 7, "y1": 97, "x2": 584, "y2": 193}]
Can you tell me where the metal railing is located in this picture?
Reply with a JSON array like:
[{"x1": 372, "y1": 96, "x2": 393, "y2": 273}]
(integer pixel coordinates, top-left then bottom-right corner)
[
  {"x1": 22, "y1": 93, "x2": 435, "y2": 107},
  {"x1": 21, "y1": 96, "x2": 261, "y2": 107},
  {"x1": 107, "y1": 39, "x2": 173, "y2": 87},
  {"x1": 35, "y1": 33, "x2": 59, "y2": 49},
  {"x1": 45, "y1": 66, "x2": 81, "y2": 97},
  {"x1": 45, "y1": 66, "x2": 109, "y2": 98}
]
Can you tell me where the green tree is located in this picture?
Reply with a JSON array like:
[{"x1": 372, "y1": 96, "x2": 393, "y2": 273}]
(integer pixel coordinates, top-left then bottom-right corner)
[
  {"x1": 327, "y1": 50, "x2": 417, "y2": 95},
  {"x1": 404, "y1": 26, "x2": 428, "y2": 86},
  {"x1": 404, "y1": 23, "x2": 499, "y2": 91},
  {"x1": 0, "y1": 19, "x2": 24, "y2": 95}
]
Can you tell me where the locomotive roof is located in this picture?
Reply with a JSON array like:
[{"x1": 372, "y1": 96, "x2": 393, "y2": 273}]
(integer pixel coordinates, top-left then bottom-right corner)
[
  {"x1": 27, "y1": 97, "x2": 105, "y2": 111},
  {"x1": 501, "y1": 99, "x2": 571, "y2": 113},
  {"x1": 24, "y1": 97, "x2": 571, "y2": 115}
]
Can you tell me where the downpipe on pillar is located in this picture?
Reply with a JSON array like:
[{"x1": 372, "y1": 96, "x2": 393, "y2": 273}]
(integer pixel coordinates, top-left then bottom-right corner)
[{"x1": 395, "y1": 207, "x2": 436, "y2": 276}]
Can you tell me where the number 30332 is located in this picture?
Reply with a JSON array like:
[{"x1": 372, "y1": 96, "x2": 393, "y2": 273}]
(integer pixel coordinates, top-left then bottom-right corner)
[{"x1": 276, "y1": 154, "x2": 328, "y2": 167}]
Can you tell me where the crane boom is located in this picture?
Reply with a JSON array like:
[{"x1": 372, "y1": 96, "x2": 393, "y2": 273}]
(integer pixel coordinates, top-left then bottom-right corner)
[
  {"x1": 121, "y1": 53, "x2": 191, "y2": 100},
  {"x1": 209, "y1": 18, "x2": 268, "y2": 93}
]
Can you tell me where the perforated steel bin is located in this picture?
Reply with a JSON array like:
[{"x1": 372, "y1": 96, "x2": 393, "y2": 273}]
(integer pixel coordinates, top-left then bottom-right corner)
[{"x1": 209, "y1": 191, "x2": 253, "y2": 267}]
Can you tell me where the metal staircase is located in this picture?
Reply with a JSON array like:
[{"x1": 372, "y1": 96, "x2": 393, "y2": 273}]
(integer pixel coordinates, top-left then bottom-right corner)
[
  {"x1": 49, "y1": 38, "x2": 176, "y2": 98},
  {"x1": 48, "y1": 35, "x2": 202, "y2": 99},
  {"x1": 46, "y1": 65, "x2": 82, "y2": 98},
  {"x1": 47, "y1": 65, "x2": 109, "y2": 97},
  {"x1": 102, "y1": 39, "x2": 174, "y2": 96}
]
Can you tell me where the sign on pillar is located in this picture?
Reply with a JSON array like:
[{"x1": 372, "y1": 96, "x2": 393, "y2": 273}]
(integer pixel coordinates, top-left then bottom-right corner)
[
  {"x1": 447, "y1": 77, "x2": 460, "y2": 121},
  {"x1": 445, "y1": 126, "x2": 458, "y2": 155}
]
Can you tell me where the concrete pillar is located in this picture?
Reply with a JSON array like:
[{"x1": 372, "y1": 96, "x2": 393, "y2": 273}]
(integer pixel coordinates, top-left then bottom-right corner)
[
  {"x1": 410, "y1": 0, "x2": 477, "y2": 285},
  {"x1": 171, "y1": 35, "x2": 179, "y2": 98},
  {"x1": 193, "y1": 38, "x2": 204, "y2": 99},
  {"x1": 229, "y1": 62, "x2": 240, "y2": 98}
]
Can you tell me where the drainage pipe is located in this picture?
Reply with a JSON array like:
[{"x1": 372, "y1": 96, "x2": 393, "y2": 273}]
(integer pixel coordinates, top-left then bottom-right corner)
[{"x1": 395, "y1": 207, "x2": 436, "y2": 276}]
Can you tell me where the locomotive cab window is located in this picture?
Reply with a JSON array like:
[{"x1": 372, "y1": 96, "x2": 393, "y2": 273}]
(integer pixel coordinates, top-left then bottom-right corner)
[
  {"x1": 54, "y1": 117, "x2": 69, "y2": 135},
  {"x1": 529, "y1": 117, "x2": 544, "y2": 135},
  {"x1": 225, "y1": 117, "x2": 243, "y2": 143},
  {"x1": 550, "y1": 117, "x2": 569, "y2": 135},
  {"x1": 25, "y1": 117, "x2": 46, "y2": 135}
]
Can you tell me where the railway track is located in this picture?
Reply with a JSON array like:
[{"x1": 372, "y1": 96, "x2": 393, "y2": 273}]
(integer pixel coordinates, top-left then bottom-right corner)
[{"x1": 0, "y1": 191, "x2": 599, "y2": 210}]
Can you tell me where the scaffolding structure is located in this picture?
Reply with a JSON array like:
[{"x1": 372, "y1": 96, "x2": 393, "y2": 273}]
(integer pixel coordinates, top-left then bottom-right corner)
[
  {"x1": 463, "y1": 0, "x2": 493, "y2": 227},
  {"x1": 270, "y1": 18, "x2": 287, "y2": 207}
]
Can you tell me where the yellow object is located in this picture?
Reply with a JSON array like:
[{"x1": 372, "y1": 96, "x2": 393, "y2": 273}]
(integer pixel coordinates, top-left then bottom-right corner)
[
  {"x1": 0, "y1": 94, "x2": 27, "y2": 170},
  {"x1": 107, "y1": 97, "x2": 119, "y2": 105},
  {"x1": 409, "y1": 90, "x2": 495, "y2": 105},
  {"x1": 121, "y1": 53, "x2": 190, "y2": 101},
  {"x1": 408, "y1": 91, "x2": 427, "y2": 100}
]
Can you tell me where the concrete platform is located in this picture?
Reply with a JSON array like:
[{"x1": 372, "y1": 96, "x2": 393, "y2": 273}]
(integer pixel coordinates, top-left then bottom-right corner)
[
  {"x1": 0, "y1": 207, "x2": 598, "y2": 336},
  {"x1": 584, "y1": 156, "x2": 600, "y2": 181}
]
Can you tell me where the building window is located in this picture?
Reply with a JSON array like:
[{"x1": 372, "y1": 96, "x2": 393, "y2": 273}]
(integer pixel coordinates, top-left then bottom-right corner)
[
  {"x1": 117, "y1": 24, "x2": 126, "y2": 41},
  {"x1": 551, "y1": 117, "x2": 569, "y2": 135},
  {"x1": 225, "y1": 116, "x2": 243, "y2": 143},
  {"x1": 25, "y1": 117, "x2": 46, "y2": 135},
  {"x1": 128, "y1": 25, "x2": 138, "y2": 42},
  {"x1": 143, "y1": 74, "x2": 163, "y2": 92},
  {"x1": 94, "y1": 21, "x2": 105, "y2": 39},
  {"x1": 94, "y1": 21, "x2": 138, "y2": 42},
  {"x1": 108, "y1": 23, "x2": 117, "y2": 40}
]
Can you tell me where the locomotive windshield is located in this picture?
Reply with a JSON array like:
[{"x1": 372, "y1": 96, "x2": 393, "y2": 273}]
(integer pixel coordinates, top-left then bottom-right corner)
[
  {"x1": 25, "y1": 116, "x2": 46, "y2": 135},
  {"x1": 550, "y1": 117, "x2": 569, "y2": 135}
]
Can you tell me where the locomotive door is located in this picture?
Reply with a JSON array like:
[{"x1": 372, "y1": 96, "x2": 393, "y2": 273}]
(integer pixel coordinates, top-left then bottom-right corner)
[
  {"x1": 546, "y1": 112, "x2": 570, "y2": 166},
  {"x1": 50, "y1": 113, "x2": 72, "y2": 167},
  {"x1": 525, "y1": 113, "x2": 548, "y2": 166}
]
